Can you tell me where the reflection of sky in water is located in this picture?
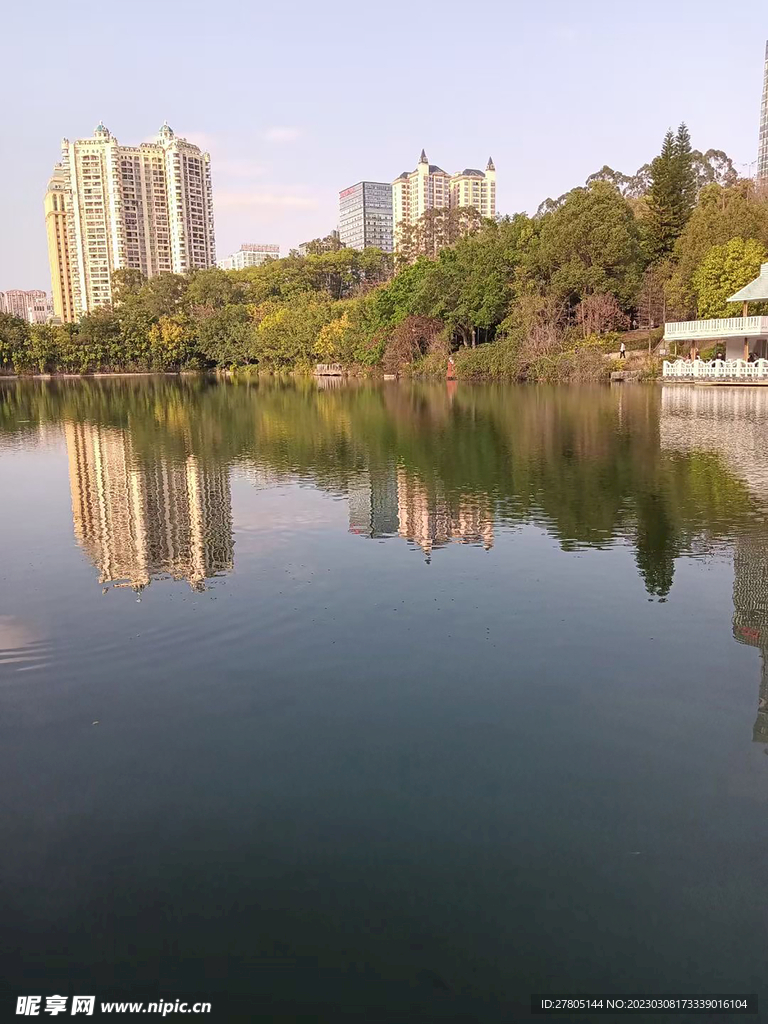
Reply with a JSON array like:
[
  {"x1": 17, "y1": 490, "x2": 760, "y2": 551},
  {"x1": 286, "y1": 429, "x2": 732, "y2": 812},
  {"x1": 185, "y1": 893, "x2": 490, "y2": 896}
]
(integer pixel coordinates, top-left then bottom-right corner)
[
  {"x1": 0, "y1": 615, "x2": 49, "y2": 672},
  {"x1": 1, "y1": 381, "x2": 768, "y2": 1013}
]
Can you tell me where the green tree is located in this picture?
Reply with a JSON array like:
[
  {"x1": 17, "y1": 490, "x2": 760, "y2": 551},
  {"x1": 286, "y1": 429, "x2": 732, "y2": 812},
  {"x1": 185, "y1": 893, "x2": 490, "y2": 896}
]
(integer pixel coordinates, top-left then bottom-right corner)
[
  {"x1": 538, "y1": 181, "x2": 642, "y2": 307},
  {"x1": 646, "y1": 130, "x2": 680, "y2": 260},
  {"x1": 0, "y1": 313, "x2": 31, "y2": 371},
  {"x1": 117, "y1": 308, "x2": 155, "y2": 368},
  {"x1": 645, "y1": 124, "x2": 698, "y2": 261},
  {"x1": 141, "y1": 273, "x2": 188, "y2": 316},
  {"x1": 692, "y1": 237, "x2": 768, "y2": 319},
  {"x1": 674, "y1": 123, "x2": 697, "y2": 223},
  {"x1": 196, "y1": 304, "x2": 255, "y2": 366},
  {"x1": 187, "y1": 268, "x2": 236, "y2": 309},
  {"x1": 148, "y1": 314, "x2": 196, "y2": 369},
  {"x1": 301, "y1": 232, "x2": 344, "y2": 255},
  {"x1": 111, "y1": 268, "x2": 147, "y2": 305},
  {"x1": 666, "y1": 181, "x2": 768, "y2": 317},
  {"x1": 76, "y1": 308, "x2": 122, "y2": 372},
  {"x1": 253, "y1": 297, "x2": 335, "y2": 369},
  {"x1": 27, "y1": 325, "x2": 58, "y2": 373}
]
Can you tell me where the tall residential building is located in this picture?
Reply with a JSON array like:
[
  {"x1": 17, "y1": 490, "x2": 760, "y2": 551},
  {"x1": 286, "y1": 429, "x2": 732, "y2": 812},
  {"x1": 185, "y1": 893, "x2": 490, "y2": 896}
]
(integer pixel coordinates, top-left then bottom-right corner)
[
  {"x1": 759, "y1": 41, "x2": 768, "y2": 183},
  {"x1": 450, "y1": 159, "x2": 496, "y2": 215},
  {"x1": 392, "y1": 150, "x2": 496, "y2": 248},
  {"x1": 45, "y1": 165, "x2": 75, "y2": 322},
  {"x1": 49, "y1": 121, "x2": 216, "y2": 319},
  {"x1": 218, "y1": 243, "x2": 279, "y2": 270},
  {"x1": 0, "y1": 289, "x2": 52, "y2": 324},
  {"x1": 338, "y1": 181, "x2": 393, "y2": 252}
]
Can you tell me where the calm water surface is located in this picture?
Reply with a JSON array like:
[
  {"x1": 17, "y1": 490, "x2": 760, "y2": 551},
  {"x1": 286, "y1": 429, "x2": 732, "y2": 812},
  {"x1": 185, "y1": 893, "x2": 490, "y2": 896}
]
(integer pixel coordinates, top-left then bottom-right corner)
[{"x1": 1, "y1": 378, "x2": 767, "y2": 1020}]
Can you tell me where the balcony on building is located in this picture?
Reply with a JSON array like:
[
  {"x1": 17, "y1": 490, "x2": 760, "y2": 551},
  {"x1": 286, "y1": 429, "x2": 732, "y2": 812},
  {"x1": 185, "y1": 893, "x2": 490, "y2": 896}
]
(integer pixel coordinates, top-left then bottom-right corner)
[{"x1": 663, "y1": 263, "x2": 768, "y2": 380}]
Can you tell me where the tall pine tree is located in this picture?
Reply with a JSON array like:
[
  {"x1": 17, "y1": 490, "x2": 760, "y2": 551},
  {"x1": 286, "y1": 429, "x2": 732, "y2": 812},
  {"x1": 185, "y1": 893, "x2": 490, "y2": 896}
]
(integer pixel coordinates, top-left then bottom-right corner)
[
  {"x1": 646, "y1": 123, "x2": 697, "y2": 262},
  {"x1": 674, "y1": 123, "x2": 697, "y2": 225}
]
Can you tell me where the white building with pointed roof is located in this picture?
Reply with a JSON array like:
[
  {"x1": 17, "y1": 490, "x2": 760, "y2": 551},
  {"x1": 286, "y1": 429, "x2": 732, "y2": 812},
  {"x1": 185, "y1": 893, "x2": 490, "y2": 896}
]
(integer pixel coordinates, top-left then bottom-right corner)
[{"x1": 53, "y1": 122, "x2": 216, "y2": 317}]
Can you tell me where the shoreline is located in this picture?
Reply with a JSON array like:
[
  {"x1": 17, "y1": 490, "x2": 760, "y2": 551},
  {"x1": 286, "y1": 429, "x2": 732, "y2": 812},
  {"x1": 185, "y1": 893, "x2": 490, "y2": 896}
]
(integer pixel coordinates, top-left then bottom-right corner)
[{"x1": 1, "y1": 370, "x2": 664, "y2": 385}]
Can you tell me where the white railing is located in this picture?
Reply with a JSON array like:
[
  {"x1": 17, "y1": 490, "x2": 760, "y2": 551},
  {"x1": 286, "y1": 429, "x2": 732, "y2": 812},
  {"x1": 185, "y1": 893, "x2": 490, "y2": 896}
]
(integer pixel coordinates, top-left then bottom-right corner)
[
  {"x1": 664, "y1": 316, "x2": 768, "y2": 341},
  {"x1": 663, "y1": 358, "x2": 768, "y2": 379}
]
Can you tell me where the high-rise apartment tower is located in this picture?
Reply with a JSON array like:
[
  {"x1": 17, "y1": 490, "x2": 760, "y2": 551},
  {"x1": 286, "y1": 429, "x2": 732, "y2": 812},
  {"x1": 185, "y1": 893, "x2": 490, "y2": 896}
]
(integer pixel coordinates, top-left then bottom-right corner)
[
  {"x1": 46, "y1": 122, "x2": 216, "y2": 320},
  {"x1": 44, "y1": 165, "x2": 75, "y2": 322}
]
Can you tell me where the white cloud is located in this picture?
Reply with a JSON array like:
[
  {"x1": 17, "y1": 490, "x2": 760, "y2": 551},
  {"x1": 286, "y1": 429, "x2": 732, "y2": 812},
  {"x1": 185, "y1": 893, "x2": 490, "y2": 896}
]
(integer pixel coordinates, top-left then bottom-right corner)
[
  {"x1": 215, "y1": 159, "x2": 268, "y2": 179},
  {"x1": 215, "y1": 191, "x2": 317, "y2": 210},
  {"x1": 263, "y1": 127, "x2": 301, "y2": 143}
]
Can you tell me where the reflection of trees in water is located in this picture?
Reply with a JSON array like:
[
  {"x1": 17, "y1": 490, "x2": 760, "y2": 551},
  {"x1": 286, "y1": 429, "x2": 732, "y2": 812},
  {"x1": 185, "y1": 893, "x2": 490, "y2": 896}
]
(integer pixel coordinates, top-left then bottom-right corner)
[
  {"x1": 659, "y1": 386, "x2": 768, "y2": 744},
  {"x1": 0, "y1": 376, "x2": 761, "y2": 598},
  {"x1": 732, "y1": 532, "x2": 768, "y2": 744},
  {"x1": 5, "y1": 374, "x2": 768, "y2": 740}
]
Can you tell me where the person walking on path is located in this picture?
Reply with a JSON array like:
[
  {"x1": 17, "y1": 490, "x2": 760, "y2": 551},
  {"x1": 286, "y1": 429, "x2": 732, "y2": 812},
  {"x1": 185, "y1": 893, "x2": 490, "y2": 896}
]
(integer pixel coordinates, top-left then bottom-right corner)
[{"x1": 619, "y1": 341, "x2": 626, "y2": 360}]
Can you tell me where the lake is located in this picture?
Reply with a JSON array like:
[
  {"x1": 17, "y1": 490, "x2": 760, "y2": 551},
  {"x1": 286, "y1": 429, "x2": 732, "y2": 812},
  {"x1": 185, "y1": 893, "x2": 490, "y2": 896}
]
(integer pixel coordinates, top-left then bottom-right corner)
[{"x1": 1, "y1": 377, "x2": 766, "y2": 1021}]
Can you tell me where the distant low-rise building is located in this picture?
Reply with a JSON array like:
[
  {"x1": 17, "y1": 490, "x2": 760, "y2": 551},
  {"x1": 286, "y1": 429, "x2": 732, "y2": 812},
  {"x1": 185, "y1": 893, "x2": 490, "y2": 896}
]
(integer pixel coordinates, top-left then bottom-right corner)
[
  {"x1": 0, "y1": 289, "x2": 53, "y2": 324},
  {"x1": 338, "y1": 181, "x2": 393, "y2": 252},
  {"x1": 218, "y1": 243, "x2": 280, "y2": 270},
  {"x1": 26, "y1": 293, "x2": 54, "y2": 324},
  {"x1": 298, "y1": 231, "x2": 342, "y2": 257}
]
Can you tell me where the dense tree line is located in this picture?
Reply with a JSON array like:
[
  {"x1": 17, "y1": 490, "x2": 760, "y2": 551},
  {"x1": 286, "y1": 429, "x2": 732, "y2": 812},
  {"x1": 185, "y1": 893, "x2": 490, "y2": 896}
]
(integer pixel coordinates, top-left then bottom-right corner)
[{"x1": 2, "y1": 128, "x2": 768, "y2": 380}]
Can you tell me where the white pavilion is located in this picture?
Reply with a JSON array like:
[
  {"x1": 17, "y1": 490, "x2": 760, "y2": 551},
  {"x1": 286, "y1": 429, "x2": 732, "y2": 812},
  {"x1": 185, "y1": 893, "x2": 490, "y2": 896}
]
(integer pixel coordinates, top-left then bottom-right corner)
[{"x1": 663, "y1": 262, "x2": 768, "y2": 380}]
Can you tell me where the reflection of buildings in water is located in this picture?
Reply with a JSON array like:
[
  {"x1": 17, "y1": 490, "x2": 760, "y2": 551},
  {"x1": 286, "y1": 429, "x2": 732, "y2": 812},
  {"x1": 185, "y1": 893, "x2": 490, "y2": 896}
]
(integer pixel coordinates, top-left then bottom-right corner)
[
  {"x1": 347, "y1": 466, "x2": 493, "y2": 558},
  {"x1": 732, "y1": 532, "x2": 768, "y2": 743},
  {"x1": 65, "y1": 422, "x2": 233, "y2": 591},
  {"x1": 660, "y1": 386, "x2": 768, "y2": 503},
  {"x1": 396, "y1": 469, "x2": 494, "y2": 559},
  {"x1": 239, "y1": 465, "x2": 294, "y2": 490},
  {"x1": 395, "y1": 469, "x2": 450, "y2": 559},
  {"x1": 660, "y1": 388, "x2": 768, "y2": 743},
  {"x1": 314, "y1": 375, "x2": 345, "y2": 390},
  {"x1": 395, "y1": 468, "x2": 494, "y2": 560},
  {"x1": 348, "y1": 468, "x2": 399, "y2": 538}
]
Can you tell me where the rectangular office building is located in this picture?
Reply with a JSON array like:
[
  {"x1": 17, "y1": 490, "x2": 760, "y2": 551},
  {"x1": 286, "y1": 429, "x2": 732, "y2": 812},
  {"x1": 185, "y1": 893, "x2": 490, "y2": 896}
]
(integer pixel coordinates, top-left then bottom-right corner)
[{"x1": 338, "y1": 181, "x2": 393, "y2": 252}]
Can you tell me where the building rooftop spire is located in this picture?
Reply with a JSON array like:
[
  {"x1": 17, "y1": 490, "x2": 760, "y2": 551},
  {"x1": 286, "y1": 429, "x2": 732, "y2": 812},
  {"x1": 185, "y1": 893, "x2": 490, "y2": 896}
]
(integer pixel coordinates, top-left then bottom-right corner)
[
  {"x1": 419, "y1": 148, "x2": 428, "y2": 164},
  {"x1": 486, "y1": 156, "x2": 495, "y2": 171}
]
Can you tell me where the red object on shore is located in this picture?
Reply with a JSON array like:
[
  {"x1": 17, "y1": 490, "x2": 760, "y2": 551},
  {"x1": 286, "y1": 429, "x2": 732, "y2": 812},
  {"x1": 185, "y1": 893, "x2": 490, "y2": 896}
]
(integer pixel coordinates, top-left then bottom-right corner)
[{"x1": 446, "y1": 357, "x2": 456, "y2": 380}]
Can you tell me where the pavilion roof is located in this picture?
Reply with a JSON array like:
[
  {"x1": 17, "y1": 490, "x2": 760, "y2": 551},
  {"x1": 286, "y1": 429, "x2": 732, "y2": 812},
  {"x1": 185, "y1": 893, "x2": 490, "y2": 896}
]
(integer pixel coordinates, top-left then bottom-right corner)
[{"x1": 728, "y1": 263, "x2": 768, "y2": 302}]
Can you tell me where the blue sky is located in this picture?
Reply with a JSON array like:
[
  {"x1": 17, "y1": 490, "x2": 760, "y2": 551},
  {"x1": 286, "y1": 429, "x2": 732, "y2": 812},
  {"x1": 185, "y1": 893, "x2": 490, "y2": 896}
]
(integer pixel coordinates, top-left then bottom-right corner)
[{"x1": 1, "y1": 0, "x2": 766, "y2": 290}]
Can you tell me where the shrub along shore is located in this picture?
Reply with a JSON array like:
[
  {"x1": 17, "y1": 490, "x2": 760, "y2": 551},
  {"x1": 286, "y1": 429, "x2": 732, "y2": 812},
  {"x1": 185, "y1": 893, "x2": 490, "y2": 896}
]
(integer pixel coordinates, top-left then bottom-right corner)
[{"x1": 3, "y1": 128, "x2": 767, "y2": 383}]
